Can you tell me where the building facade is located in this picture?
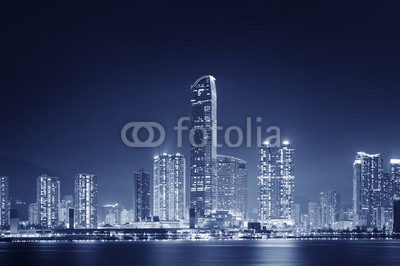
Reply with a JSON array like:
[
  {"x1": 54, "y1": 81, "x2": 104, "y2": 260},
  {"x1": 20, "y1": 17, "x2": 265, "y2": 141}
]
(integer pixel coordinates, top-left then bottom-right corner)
[
  {"x1": 320, "y1": 190, "x2": 341, "y2": 228},
  {"x1": 391, "y1": 159, "x2": 400, "y2": 198},
  {"x1": 59, "y1": 195, "x2": 74, "y2": 228},
  {"x1": 153, "y1": 153, "x2": 186, "y2": 221},
  {"x1": 308, "y1": 202, "x2": 321, "y2": 229},
  {"x1": 216, "y1": 155, "x2": 248, "y2": 218},
  {"x1": 353, "y1": 152, "x2": 384, "y2": 228},
  {"x1": 74, "y1": 174, "x2": 98, "y2": 229},
  {"x1": 0, "y1": 177, "x2": 10, "y2": 229},
  {"x1": 37, "y1": 175, "x2": 60, "y2": 228},
  {"x1": 28, "y1": 202, "x2": 39, "y2": 226},
  {"x1": 190, "y1": 75, "x2": 217, "y2": 216},
  {"x1": 133, "y1": 170, "x2": 151, "y2": 222},
  {"x1": 258, "y1": 141, "x2": 295, "y2": 226},
  {"x1": 394, "y1": 196, "x2": 400, "y2": 233}
]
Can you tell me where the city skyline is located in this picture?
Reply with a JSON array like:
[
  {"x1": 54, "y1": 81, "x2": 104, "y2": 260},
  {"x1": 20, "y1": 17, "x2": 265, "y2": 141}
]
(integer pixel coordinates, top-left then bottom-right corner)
[
  {"x1": 2, "y1": 1, "x2": 400, "y2": 265},
  {"x1": 2, "y1": 71, "x2": 400, "y2": 229},
  {"x1": 2, "y1": 2, "x2": 400, "y2": 214}
]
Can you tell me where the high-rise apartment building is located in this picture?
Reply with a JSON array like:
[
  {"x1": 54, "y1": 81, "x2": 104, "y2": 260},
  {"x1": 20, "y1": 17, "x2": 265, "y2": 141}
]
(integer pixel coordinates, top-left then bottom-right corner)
[
  {"x1": 75, "y1": 174, "x2": 97, "y2": 229},
  {"x1": 37, "y1": 175, "x2": 60, "y2": 228},
  {"x1": 0, "y1": 177, "x2": 10, "y2": 229},
  {"x1": 353, "y1": 152, "x2": 383, "y2": 228},
  {"x1": 320, "y1": 190, "x2": 341, "y2": 228},
  {"x1": 153, "y1": 153, "x2": 186, "y2": 221},
  {"x1": 258, "y1": 141, "x2": 295, "y2": 226}
]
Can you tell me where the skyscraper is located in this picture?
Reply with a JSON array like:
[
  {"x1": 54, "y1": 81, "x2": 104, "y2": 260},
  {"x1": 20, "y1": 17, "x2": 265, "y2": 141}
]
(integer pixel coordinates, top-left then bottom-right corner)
[
  {"x1": 75, "y1": 174, "x2": 97, "y2": 229},
  {"x1": 37, "y1": 175, "x2": 60, "y2": 228},
  {"x1": 353, "y1": 152, "x2": 383, "y2": 228},
  {"x1": 0, "y1": 176, "x2": 10, "y2": 229},
  {"x1": 292, "y1": 203, "x2": 301, "y2": 227},
  {"x1": 258, "y1": 141, "x2": 295, "y2": 226},
  {"x1": 216, "y1": 155, "x2": 248, "y2": 218},
  {"x1": 190, "y1": 75, "x2": 217, "y2": 216},
  {"x1": 28, "y1": 202, "x2": 38, "y2": 226},
  {"x1": 320, "y1": 190, "x2": 341, "y2": 228},
  {"x1": 308, "y1": 202, "x2": 321, "y2": 229},
  {"x1": 394, "y1": 196, "x2": 400, "y2": 234},
  {"x1": 390, "y1": 159, "x2": 400, "y2": 197},
  {"x1": 58, "y1": 195, "x2": 74, "y2": 228},
  {"x1": 133, "y1": 170, "x2": 151, "y2": 222},
  {"x1": 153, "y1": 153, "x2": 186, "y2": 221},
  {"x1": 381, "y1": 172, "x2": 393, "y2": 208}
]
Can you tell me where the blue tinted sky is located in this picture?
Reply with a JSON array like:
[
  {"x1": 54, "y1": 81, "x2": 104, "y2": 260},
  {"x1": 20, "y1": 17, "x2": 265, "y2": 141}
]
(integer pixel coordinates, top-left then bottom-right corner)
[{"x1": 1, "y1": 1, "x2": 400, "y2": 210}]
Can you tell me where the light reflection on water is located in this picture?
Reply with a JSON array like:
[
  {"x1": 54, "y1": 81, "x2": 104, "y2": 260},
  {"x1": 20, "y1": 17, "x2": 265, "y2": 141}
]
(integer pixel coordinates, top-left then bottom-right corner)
[{"x1": 0, "y1": 240, "x2": 400, "y2": 266}]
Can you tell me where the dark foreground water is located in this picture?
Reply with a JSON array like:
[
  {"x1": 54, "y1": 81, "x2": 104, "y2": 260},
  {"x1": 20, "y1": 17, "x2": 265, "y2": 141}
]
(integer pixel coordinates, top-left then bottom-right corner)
[{"x1": 1, "y1": 240, "x2": 400, "y2": 266}]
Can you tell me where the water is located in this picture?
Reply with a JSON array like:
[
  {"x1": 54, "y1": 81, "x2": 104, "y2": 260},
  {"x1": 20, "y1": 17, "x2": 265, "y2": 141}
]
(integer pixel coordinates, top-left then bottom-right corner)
[{"x1": 1, "y1": 239, "x2": 400, "y2": 266}]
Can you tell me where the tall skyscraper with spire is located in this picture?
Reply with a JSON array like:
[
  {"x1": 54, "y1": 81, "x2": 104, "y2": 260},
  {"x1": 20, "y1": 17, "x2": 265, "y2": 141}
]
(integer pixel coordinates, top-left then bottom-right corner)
[
  {"x1": 190, "y1": 75, "x2": 217, "y2": 217},
  {"x1": 258, "y1": 141, "x2": 295, "y2": 227}
]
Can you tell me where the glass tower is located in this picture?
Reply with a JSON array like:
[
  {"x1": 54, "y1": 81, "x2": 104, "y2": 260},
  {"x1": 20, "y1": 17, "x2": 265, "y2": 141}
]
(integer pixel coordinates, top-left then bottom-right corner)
[
  {"x1": 133, "y1": 169, "x2": 151, "y2": 222},
  {"x1": 190, "y1": 75, "x2": 217, "y2": 216},
  {"x1": 216, "y1": 155, "x2": 248, "y2": 218},
  {"x1": 74, "y1": 174, "x2": 98, "y2": 229},
  {"x1": 258, "y1": 141, "x2": 295, "y2": 225}
]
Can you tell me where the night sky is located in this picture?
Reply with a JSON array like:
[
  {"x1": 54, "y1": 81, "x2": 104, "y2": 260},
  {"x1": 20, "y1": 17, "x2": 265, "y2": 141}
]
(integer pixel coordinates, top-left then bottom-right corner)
[{"x1": 1, "y1": 1, "x2": 400, "y2": 212}]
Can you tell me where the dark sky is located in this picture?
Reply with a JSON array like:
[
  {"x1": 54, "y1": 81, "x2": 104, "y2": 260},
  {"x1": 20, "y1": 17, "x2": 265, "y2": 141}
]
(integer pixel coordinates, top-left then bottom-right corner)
[{"x1": 1, "y1": 0, "x2": 400, "y2": 211}]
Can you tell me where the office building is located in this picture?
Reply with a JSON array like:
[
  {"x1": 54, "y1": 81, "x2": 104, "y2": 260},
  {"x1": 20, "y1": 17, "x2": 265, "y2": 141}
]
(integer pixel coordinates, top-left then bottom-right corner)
[
  {"x1": 394, "y1": 196, "x2": 400, "y2": 233},
  {"x1": 133, "y1": 170, "x2": 151, "y2": 222},
  {"x1": 216, "y1": 155, "x2": 248, "y2": 218},
  {"x1": 190, "y1": 75, "x2": 217, "y2": 216}
]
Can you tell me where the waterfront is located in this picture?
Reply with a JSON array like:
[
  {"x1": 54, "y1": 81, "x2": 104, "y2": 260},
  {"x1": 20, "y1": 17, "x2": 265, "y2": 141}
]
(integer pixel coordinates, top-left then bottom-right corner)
[{"x1": 1, "y1": 240, "x2": 400, "y2": 266}]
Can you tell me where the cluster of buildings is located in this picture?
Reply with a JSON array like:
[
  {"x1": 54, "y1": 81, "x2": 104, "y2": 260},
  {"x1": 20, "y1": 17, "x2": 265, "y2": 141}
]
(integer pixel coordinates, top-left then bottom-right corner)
[
  {"x1": 353, "y1": 152, "x2": 400, "y2": 231},
  {"x1": 1, "y1": 75, "x2": 400, "y2": 234},
  {"x1": 1, "y1": 174, "x2": 97, "y2": 231}
]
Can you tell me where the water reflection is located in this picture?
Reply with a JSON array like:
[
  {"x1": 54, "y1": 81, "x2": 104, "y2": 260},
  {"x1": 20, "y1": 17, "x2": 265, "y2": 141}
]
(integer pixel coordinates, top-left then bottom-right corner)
[{"x1": 0, "y1": 240, "x2": 400, "y2": 266}]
